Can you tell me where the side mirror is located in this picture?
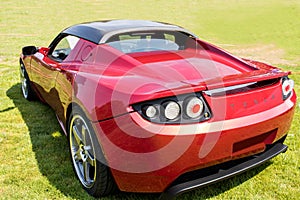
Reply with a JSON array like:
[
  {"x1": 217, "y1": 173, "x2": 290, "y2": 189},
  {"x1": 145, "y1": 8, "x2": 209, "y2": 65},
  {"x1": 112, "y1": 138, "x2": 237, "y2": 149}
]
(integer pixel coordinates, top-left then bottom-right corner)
[{"x1": 22, "y1": 46, "x2": 38, "y2": 56}]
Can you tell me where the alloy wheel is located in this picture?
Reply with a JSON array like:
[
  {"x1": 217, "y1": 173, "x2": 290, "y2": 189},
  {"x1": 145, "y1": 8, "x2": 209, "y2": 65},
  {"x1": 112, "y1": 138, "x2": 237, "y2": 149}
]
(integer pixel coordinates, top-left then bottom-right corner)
[
  {"x1": 69, "y1": 114, "x2": 97, "y2": 188},
  {"x1": 20, "y1": 64, "x2": 29, "y2": 99}
]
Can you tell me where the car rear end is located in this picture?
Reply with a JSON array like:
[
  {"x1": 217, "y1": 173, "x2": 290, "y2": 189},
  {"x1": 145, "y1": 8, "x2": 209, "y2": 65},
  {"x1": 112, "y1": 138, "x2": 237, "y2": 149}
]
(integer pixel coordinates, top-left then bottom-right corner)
[
  {"x1": 89, "y1": 35, "x2": 296, "y2": 197},
  {"x1": 92, "y1": 66, "x2": 296, "y2": 197}
]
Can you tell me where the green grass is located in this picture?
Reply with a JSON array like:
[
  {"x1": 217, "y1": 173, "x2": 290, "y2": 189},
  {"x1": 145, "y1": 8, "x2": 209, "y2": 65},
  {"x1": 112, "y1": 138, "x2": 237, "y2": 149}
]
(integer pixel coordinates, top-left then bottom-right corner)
[{"x1": 0, "y1": 0, "x2": 299, "y2": 199}]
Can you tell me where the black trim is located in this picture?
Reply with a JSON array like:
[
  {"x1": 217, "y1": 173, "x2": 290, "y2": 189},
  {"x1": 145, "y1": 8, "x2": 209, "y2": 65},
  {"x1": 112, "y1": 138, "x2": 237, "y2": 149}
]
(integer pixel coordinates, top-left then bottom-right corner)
[
  {"x1": 47, "y1": 33, "x2": 68, "y2": 62},
  {"x1": 62, "y1": 25, "x2": 104, "y2": 44},
  {"x1": 61, "y1": 20, "x2": 195, "y2": 44},
  {"x1": 160, "y1": 141, "x2": 288, "y2": 200}
]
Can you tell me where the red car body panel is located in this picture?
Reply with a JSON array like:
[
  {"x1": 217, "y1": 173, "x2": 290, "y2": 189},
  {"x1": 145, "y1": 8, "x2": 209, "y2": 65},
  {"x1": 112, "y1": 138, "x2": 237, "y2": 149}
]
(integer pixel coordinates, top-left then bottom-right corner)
[
  {"x1": 92, "y1": 80, "x2": 296, "y2": 192},
  {"x1": 20, "y1": 20, "x2": 296, "y2": 196}
]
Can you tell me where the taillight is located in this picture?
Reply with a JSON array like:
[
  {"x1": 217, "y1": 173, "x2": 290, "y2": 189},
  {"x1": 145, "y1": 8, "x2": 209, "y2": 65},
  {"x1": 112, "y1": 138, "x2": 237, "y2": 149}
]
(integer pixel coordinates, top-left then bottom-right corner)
[
  {"x1": 282, "y1": 77, "x2": 294, "y2": 100},
  {"x1": 163, "y1": 101, "x2": 180, "y2": 120},
  {"x1": 143, "y1": 105, "x2": 158, "y2": 118},
  {"x1": 134, "y1": 93, "x2": 212, "y2": 124},
  {"x1": 185, "y1": 97, "x2": 204, "y2": 118}
]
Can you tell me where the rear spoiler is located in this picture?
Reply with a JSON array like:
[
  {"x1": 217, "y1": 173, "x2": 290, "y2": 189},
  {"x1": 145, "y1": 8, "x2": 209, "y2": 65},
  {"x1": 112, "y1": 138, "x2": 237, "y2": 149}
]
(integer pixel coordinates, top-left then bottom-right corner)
[
  {"x1": 129, "y1": 69, "x2": 290, "y2": 105},
  {"x1": 197, "y1": 69, "x2": 290, "y2": 90}
]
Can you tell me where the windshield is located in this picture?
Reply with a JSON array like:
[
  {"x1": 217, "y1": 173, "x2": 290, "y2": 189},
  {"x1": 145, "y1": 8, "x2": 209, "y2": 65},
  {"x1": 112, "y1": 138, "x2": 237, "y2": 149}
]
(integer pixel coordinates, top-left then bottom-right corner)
[{"x1": 106, "y1": 31, "x2": 197, "y2": 53}]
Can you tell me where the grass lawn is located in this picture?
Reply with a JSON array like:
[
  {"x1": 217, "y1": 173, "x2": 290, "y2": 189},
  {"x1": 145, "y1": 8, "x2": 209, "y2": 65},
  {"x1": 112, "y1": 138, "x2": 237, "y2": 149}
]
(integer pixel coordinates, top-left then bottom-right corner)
[{"x1": 0, "y1": 0, "x2": 299, "y2": 199}]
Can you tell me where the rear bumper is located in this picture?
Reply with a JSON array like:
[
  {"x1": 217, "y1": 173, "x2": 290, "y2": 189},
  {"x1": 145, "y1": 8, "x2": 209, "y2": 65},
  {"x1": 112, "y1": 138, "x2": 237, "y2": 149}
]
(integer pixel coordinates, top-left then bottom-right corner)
[
  {"x1": 160, "y1": 139, "x2": 288, "y2": 200},
  {"x1": 92, "y1": 91, "x2": 296, "y2": 193}
]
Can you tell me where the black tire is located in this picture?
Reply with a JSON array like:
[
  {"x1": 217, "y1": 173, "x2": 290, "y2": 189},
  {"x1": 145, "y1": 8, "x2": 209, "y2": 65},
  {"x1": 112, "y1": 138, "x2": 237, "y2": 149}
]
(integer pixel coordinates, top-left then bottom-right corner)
[
  {"x1": 20, "y1": 62, "x2": 35, "y2": 100},
  {"x1": 68, "y1": 106, "x2": 117, "y2": 197}
]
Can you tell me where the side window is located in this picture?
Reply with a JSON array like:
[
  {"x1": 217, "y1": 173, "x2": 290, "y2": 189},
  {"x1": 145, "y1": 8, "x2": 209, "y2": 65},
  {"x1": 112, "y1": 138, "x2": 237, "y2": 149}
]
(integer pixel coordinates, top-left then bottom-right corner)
[
  {"x1": 51, "y1": 35, "x2": 79, "y2": 61},
  {"x1": 164, "y1": 33, "x2": 175, "y2": 42}
]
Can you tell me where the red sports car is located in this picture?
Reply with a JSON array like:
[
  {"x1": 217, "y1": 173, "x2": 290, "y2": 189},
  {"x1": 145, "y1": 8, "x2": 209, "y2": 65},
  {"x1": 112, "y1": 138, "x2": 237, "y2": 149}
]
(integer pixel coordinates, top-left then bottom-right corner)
[{"x1": 20, "y1": 20, "x2": 296, "y2": 199}]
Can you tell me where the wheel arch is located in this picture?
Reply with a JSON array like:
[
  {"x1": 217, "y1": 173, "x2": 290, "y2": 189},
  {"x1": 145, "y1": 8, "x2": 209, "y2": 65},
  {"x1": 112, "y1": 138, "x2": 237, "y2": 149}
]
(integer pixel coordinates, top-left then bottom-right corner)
[
  {"x1": 66, "y1": 102, "x2": 81, "y2": 132},
  {"x1": 65, "y1": 101, "x2": 95, "y2": 133}
]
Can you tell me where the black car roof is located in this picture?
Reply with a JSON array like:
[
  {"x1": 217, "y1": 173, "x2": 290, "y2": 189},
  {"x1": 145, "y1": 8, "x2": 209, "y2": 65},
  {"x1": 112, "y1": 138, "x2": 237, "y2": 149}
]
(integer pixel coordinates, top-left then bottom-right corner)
[{"x1": 62, "y1": 20, "x2": 196, "y2": 44}]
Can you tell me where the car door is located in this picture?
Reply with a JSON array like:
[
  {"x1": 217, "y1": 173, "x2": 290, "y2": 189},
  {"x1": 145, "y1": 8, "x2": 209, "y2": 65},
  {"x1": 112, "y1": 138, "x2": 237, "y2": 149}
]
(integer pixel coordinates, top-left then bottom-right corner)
[{"x1": 30, "y1": 35, "x2": 80, "y2": 110}]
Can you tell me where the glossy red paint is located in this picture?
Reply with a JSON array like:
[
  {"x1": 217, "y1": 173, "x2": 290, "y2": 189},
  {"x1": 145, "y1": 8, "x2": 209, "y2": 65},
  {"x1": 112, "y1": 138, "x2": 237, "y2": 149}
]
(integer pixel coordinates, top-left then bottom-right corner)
[
  {"x1": 20, "y1": 20, "x2": 297, "y2": 196},
  {"x1": 94, "y1": 91, "x2": 296, "y2": 192}
]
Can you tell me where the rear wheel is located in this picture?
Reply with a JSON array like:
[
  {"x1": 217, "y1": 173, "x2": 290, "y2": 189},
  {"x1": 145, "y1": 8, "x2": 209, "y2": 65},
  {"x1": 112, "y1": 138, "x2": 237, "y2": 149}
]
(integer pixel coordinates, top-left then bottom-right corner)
[
  {"x1": 68, "y1": 107, "x2": 117, "y2": 197},
  {"x1": 20, "y1": 62, "x2": 35, "y2": 100}
]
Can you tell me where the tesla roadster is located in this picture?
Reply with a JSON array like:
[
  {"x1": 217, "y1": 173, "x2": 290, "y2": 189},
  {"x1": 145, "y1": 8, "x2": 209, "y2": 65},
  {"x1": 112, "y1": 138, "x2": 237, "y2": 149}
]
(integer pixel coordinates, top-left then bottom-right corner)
[{"x1": 20, "y1": 20, "x2": 296, "y2": 199}]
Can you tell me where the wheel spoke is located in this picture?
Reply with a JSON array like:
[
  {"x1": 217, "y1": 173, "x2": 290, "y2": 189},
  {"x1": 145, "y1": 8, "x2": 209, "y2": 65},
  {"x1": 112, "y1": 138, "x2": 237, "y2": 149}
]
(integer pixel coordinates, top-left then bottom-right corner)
[
  {"x1": 73, "y1": 147, "x2": 82, "y2": 162},
  {"x1": 72, "y1": 125, "x2": 82, "y2": 145},
  {"x1": 81, "y1": 125, "x2": 87, "y2": 146},
  {"x1": 86, "y1": 152, "x2": 95, "y2": 166},
  {"x1": 83, "y1": 160, "x2": 91, "y2": 183},
  {"x1": 20, "y1": 69, "x2": 24, "y2": 77}
]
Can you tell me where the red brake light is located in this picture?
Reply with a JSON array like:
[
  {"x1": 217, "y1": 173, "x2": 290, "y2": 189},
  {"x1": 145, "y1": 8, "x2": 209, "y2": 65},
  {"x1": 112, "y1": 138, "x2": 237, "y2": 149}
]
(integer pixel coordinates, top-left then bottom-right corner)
[{"x1": 185, "y1": 97, "x2": 204, "y2": 119}]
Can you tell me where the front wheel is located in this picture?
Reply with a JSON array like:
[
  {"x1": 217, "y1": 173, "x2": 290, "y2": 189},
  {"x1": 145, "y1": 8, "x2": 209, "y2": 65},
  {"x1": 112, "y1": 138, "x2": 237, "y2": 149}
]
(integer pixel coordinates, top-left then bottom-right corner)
[
  {"x1": 20, "y1": 62, "x2": 35, "y2": 100},
  {"x1": 68, "y1": 107, "x2": 117, "y2": 197}
]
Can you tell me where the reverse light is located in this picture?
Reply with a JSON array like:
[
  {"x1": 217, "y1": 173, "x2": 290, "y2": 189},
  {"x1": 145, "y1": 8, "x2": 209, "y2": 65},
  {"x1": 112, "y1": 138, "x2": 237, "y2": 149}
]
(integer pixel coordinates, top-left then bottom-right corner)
[
  {"x1": 282, "y1": 77, "x2": 294, "y2": 100},
  {"x1": 144, "y1": 105, "x2": 157, "y2": 118},
  {"x1": 164, "y1": 101, "x2": 180, "y2": 120}
]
